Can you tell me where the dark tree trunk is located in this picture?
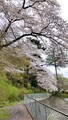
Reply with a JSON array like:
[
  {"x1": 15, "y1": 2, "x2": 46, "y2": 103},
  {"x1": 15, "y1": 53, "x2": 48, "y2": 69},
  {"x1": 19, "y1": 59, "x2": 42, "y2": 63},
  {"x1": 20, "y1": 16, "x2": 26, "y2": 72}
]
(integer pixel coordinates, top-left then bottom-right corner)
[{"x1": 55, "y1": 64, "x2": 58, "y2": 80}]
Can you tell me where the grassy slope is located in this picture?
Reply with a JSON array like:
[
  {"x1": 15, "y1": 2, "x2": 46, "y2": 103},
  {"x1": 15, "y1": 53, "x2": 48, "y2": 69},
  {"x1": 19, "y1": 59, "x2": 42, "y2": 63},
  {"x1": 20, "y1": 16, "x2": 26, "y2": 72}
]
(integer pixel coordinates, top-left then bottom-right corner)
[
  {"x1": 0, "y1": 74, "x2": 43, "y2": 106},
  {"x1": 0, "y1": 75, "x2": 20, "y2": 104},
  {"x1": 0, "y1": 46, "x2": 44, "y2": 103},
  {"x1": 0, "y1": 47, "x2": 68, "y2": 105},
  {"x1": 0, "y1": 47, "x2": 30, "y2": 106}
]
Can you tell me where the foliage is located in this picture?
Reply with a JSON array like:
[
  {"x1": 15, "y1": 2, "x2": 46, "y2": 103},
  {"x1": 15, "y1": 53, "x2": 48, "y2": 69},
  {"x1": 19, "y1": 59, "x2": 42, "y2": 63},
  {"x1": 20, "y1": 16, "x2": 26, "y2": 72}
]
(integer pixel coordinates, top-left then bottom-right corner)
[
  {"x1": 57, "y1": 75, "x2": 68, "y2": 90},
  {"x1": 0, "y1": 75, "x2": 20, "y2": 105},
  {"x1": 6, "y1": 72, "x2": 29, "y2": 88},
  {"x1": 31, "y1": 87, "x2": 45, "y2": 93},
  {"x1": 6, "y1": 69, "x2": 38, "y2": 88},
  {"x1": 30, "y1": 38, "x2": 42, "y2": 49},
  {"x1": 51, "y1": 75, "x2": 68, "y2": 98},
  {"x1": 52, "y1": 92, "x2": 68, "y2": 98},
  {"x1": 0, "y1": 108, "x2": 9, "y2": 120},
  {"x1": 29, "y1": 74, "x2": 38, "y2": 87},
  {"x1": 0, "y1": 73, "x2": 44, "y2": 106},
  {"x1": 0, "y1": 79, "x2": 8, "y2": 105},
  {"x1": 7, "y1": 86, "x2": 20, "y2": 102},
  {"x1": 6, "y1": 72, "x2": 23, "y2": 86}
]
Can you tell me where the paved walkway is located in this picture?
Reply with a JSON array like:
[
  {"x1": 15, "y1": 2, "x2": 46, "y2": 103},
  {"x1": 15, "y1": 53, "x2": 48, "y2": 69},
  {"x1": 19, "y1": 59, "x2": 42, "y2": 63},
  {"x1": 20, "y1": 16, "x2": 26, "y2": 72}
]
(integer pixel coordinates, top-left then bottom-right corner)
[{"x1": 8, "y1": 102, "x2": 33, "y2": 120}]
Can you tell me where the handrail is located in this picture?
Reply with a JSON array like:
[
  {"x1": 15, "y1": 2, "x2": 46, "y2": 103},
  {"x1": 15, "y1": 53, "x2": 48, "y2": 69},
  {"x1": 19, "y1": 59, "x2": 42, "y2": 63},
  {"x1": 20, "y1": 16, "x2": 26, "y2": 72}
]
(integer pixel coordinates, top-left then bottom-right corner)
[{"x1": 25, "y1": 95, "x2": 68, "y2": 117}]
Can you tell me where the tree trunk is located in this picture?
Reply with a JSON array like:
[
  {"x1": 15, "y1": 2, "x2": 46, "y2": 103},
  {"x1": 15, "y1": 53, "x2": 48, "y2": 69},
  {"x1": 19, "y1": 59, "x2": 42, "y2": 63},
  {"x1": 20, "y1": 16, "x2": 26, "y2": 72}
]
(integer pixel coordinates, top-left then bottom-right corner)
[{"x1": 55, "y1": 64, "x2": 58, "y2": 80}]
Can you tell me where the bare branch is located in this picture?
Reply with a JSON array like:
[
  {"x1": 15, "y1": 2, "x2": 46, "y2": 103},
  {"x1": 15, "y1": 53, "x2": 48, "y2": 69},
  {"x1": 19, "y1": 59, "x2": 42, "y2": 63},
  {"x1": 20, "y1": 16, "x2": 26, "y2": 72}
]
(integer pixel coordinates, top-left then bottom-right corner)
[
  {"x1": 32, "y1": 32, "x2": 68, "y2": 50},
  {"x1": 4, "y1": 20, "x2": 12, "y2": 33},
  {"x1": 18, "y1": 0, "x2": 46, "y2": 13},
  {"x1": 23, "y1": 0, "x2": 46, "y2": 9},
  {"x1": 22, "y1": 0, "x2": 26, "y2": 8},
  {"x1": 0, "y1": 33, "x2": 32, "y2": 48},
  {"x1": 10, "y1": 27, "x2": 16, "y2": 39}
]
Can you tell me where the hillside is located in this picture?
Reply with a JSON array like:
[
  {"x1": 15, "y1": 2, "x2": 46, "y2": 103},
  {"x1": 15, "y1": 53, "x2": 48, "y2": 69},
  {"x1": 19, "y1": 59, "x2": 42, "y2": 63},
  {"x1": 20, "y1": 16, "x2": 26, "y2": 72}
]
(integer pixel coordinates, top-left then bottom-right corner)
[
  {"x1": 0, "y1": 47, "x2": 30, "y2": 73},
  {"x1": 0, "y1": 40, "x2": 58, "y2": 92}
]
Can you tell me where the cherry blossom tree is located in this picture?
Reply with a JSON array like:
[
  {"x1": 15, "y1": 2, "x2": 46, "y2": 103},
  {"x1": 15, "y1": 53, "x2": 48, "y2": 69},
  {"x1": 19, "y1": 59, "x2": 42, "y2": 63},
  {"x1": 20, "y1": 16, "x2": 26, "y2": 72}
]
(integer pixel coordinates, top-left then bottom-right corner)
[{"x1": 0, "y1": 0, "x2": 68, "y2": 49}]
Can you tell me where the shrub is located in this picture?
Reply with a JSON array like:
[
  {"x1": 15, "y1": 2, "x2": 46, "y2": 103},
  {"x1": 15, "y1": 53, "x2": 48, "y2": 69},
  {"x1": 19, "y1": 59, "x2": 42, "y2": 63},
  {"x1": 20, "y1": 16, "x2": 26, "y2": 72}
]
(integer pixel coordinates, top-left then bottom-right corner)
[
  {"x1": 7, "y1": 86, "x2": 20, "y2": 102},
  {"x1": 29, "y1": 74, "x2": 38, "y2": 87},
  {"x1": 18, "y1": 89, "x2": 24, "y2": 99},
  {"x1": 56, "y1": 93, "x2": 68, "y2": 98},
  {"x1": 0, "y1": 79, "x2": 9, "y2": 105},
  {"x1": 6, "y1": 72, "x2": 29, "y2": 88}
]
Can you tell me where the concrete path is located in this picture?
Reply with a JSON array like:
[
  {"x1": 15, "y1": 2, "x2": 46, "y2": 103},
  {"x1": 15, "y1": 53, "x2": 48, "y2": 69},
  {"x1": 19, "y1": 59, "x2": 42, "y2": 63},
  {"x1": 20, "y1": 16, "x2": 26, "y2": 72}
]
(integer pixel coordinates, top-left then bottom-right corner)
[{"x1": 8, "y1": 102, "x2": 33, "y2": 120}]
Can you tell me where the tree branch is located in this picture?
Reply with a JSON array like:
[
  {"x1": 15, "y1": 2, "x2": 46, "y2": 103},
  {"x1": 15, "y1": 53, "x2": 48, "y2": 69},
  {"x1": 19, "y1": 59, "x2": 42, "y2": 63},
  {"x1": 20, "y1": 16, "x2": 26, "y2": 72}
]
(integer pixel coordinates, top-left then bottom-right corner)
[
  {"x1": 0, "y1": 31, "x2": 34, "y2": 48},
  {"x1": 32, "y1": 32, "x2": 68, "y2": 50},
  {"x1": 18, "y1": 0, "x2": 46, "y2": 13},
  {"x1": 4, "y1": 20, "x2": 12, "y2": 33}
]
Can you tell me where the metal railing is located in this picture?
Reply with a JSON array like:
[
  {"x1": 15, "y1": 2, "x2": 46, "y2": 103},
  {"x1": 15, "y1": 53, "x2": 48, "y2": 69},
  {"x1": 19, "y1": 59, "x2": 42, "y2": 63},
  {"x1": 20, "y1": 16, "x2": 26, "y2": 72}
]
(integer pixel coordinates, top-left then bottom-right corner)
[{"x1": 24, "y1": 93, "x2": 68, "y2": 120}]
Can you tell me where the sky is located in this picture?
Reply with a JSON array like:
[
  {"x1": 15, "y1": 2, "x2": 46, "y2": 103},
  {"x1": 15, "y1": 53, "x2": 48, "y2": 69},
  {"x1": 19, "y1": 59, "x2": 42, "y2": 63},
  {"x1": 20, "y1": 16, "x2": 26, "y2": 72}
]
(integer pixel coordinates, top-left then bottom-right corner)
[
  {"x1": 46, "y1": 66, "x2": 68, "y2": 78},
  {"x1": 57, "y1": 0, "x2": 68, "y2": 21}
]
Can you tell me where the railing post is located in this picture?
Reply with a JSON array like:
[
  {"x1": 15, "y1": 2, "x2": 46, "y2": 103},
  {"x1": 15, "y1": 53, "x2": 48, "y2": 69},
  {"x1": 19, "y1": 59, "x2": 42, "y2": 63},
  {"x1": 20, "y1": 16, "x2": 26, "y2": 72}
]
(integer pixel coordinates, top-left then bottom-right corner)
[
  {"x1": 65, "y1": 116, "x2": 68, "y2": 120},
  {"x1": 45, "y1": 106, "x2": 47, "y2": 120},
  {"x1": 35, "y1": 100, "x2": 38, "y2": 120}
]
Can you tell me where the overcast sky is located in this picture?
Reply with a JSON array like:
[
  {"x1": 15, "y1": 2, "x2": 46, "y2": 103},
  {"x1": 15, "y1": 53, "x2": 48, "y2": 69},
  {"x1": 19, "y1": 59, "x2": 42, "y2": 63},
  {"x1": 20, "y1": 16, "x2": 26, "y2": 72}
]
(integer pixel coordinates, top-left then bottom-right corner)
[{"x1": 57, "y1": 0, "x2": 68, "y2": 21}]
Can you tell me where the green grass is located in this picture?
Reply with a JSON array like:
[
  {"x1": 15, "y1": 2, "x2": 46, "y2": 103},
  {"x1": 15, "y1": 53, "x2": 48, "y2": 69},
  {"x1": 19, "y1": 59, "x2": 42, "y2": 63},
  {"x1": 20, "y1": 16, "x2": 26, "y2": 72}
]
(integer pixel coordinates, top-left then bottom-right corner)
[
  {"x1": 0, "y1": 75, "x2": 20, "y2": 106},
  {"x1": 0, "y1": 74, "x2": 45, "y2": 107},
  {"x1": 0, "y1": 108, "x2": 9, "y2": 120},
  {"x1": 54, "y1": 92, "x2": 68, "y2": 98}
]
